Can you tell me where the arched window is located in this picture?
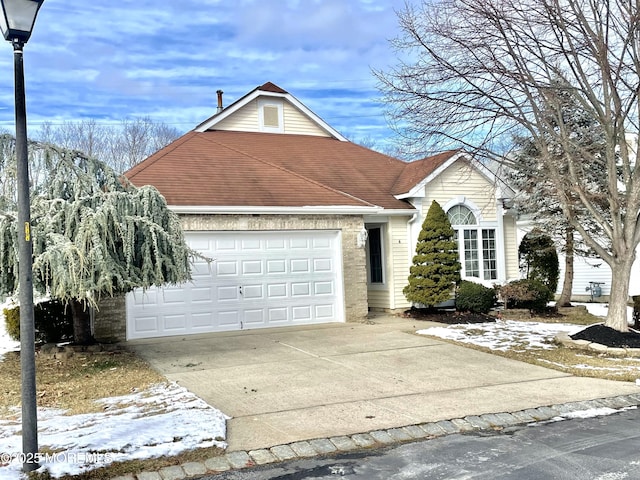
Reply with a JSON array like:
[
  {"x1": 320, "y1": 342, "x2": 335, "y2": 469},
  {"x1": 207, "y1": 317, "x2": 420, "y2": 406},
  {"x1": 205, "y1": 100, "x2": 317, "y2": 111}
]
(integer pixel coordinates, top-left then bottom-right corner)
[
  {"x1": 447, "y1": 205, "x2": 477, "y2": 226},
  {"x1": 447, "y1": 204, "x2": 497, "y2": 281}
]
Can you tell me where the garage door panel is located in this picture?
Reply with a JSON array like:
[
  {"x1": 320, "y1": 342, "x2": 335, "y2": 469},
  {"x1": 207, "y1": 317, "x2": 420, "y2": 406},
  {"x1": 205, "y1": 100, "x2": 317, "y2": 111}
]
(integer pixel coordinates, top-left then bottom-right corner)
[
  {"x1": 292, "y1": 306, "x2": 312, "y2": 321},
  {"x1": 127, "y1": 230, "x2": 344, "y2": 339},
  {"x1": 315, "y1": 304, "x2": 335, "y2": 319},
  {"x1": 313, "y1": 258, "x2": 332, "y2": 272},
  {"x1": 268, "y1": 307, "x2": 288, "y2": 323},
  {"x1": 162, "y1": 288, "x2": 188, "y2": 304},
  {"x1": 291, "y1": 282, "x2": 311, "y2": 296},
  {"x1": 242, "y1": 284, "x2": 263, "y2": 299},
  {"x1": 218, "y1": 285, "x2": 240, "y2": 301},
  {"x1": 267, "y1": 283, "x2": 287, "y2": 298},
  {"x1": 191, "y1": 287, "x2": 213, "y2": 303},
  {"x1": 290, "y1": 258, "x2": 310, "y2": 273},
  {"x1": 266, "y1": 259, "x2": 286, "y2": 274},
  {"x1": 242, "y1": 260, "x2": 263, "y2": 275},
  {"x1": 217, "y1": 261, "x2": 238, "y2": 276},
  {"x1": 191, "y1": 313, "x2": 214, "y2": 330},
  {"x1": 164, "y1": 314, "x2": 187, "y2": 331},
  {"x1": 314, "y1": 281, "x2": 334, "y2": 295},
  {"x1": 266, "y1": 238, "x2": 286, "y2": 249},
  {"x1": 218, "y1": 310, "x2": 240, "y2": 328},
  {"x1": 291, "y1": 238, "x2": 310, "y2": 249}
]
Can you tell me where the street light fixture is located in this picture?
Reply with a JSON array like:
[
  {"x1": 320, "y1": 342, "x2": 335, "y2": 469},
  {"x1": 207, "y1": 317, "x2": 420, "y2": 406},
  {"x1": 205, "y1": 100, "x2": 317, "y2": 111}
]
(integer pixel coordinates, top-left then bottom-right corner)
[{"x1": 0, "y1": 0, "x2": 44, "y2": 473}]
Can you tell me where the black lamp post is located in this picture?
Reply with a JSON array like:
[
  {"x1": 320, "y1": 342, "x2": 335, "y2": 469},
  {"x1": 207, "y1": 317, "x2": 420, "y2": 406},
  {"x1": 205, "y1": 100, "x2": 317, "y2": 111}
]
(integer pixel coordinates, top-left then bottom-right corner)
[{"x1": 0, "y1": 0, "x2": 44, "y2": 473}]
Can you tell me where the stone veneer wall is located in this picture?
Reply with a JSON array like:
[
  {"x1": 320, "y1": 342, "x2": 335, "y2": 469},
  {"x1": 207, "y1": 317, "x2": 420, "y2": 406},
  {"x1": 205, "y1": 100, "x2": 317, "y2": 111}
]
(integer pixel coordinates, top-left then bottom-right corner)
[{"x1": 93, "y1": 214, "x2": 369, "y2": 343}]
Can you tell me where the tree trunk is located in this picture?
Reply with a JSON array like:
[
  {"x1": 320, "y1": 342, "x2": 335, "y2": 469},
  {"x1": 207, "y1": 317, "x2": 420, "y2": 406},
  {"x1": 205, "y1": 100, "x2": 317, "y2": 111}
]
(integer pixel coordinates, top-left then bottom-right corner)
[
  {"x1": 70, "y1": 299, "x2": 94, "y2": 345},
  {"x1": 605, "y1": 257, "x2": 634, "y2": 332},
  {"x1": 557, "y1": 227, "x2": 574, "y2": 307}
]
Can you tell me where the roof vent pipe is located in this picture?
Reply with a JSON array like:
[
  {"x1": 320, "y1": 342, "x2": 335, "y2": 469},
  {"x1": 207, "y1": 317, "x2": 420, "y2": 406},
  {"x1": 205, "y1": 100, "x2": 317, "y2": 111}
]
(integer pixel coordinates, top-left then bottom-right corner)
[{"x1": 216, "y1": 90, "x2": 224, "y2": 113}]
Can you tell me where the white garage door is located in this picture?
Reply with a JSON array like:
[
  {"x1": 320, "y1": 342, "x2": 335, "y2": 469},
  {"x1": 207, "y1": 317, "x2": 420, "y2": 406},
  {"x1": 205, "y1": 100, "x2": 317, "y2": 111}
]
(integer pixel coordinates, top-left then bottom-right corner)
[{"x1": 126, "y1": 230, "x2": 344, "y2": 339}]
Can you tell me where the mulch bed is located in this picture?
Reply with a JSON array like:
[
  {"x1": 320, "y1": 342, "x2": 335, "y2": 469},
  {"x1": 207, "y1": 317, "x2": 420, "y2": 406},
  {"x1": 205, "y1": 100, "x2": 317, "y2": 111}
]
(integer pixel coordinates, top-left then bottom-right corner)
[
  {"x1": 402, "y1": 308, "x2": 495, "y2": 324},
  {"x1": 571, "y1": 324, "x2": 640, "y2": 348}
]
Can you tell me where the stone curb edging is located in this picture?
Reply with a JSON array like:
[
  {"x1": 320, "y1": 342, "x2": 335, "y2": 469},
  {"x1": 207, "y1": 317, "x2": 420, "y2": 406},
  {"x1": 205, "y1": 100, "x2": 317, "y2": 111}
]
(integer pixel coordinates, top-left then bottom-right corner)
[
  {"x1": 110, "y1": 393, "x2": 640, "y2": 480},
  {"x1": 554, "y1": 332, "x2": 640, "y2": 357}
]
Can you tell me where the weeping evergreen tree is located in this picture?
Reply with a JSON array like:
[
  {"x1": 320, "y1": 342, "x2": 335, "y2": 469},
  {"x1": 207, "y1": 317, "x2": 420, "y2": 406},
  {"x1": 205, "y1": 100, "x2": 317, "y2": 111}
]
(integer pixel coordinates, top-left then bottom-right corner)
[
  {"x1": 404, "y1": 200, "x2": 460, "y2": 307},
  {"x1": 0, "y1": 135, "x2": 193, "y2": 344}
]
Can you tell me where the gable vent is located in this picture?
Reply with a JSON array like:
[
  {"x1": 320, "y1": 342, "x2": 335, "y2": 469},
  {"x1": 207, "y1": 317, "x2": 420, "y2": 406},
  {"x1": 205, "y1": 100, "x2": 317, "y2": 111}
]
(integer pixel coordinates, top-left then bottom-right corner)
[{"x1": 263, "y1": 105, "x2": 279, "y2": 128}]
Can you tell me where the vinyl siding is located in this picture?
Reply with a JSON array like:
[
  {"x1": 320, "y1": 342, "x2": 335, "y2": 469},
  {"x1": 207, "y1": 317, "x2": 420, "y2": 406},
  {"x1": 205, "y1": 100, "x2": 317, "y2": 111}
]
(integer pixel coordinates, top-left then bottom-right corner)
[
  {"x1": 389, "y1": 216, "x2": 412, "y2": 310},
  {"x1": 213, "y1": 100, "x2": 259, "y2": 132},
  {"x1": 557, "y1": 254, "x2": 611, "y2": 299},
  {"x1": 503, "y1": 214, "x2": 519, "y2": 280},
  {"x1": 425, "y1": 160, "x2": 498, "y2": 220},
  {"x1": 211, "y1": 99, "x2": 332, "y2": 136},
  {"x1": 283, "y1": 103, "x2": 331, "y2": 136}
]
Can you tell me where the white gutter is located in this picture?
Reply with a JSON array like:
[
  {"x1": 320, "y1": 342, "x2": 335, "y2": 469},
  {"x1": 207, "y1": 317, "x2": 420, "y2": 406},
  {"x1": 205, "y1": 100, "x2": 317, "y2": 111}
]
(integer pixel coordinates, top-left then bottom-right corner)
[{"x1": 169, "y1": 205, "x2": 391, "y2": 215}]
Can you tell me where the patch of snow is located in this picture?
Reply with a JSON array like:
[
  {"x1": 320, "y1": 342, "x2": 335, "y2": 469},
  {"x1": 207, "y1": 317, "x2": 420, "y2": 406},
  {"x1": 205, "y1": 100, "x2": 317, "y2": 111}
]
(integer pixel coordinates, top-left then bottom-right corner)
[
  {"x1": 418, "y1": 319, "x2": 583, "y2": 351},
  {"x1": 0, "y1": 382, "x2": 228, "y2": 479}
]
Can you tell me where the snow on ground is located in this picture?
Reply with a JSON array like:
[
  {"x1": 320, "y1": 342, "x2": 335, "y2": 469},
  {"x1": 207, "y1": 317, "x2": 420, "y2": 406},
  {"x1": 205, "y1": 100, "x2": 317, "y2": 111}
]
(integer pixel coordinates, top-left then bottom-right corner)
[
  {"x1": 417, "y1": 303, "x2": 631, "y2": 352},
  {"x1": 0, "y1": 305, "x2": 229, "y2": 480}
]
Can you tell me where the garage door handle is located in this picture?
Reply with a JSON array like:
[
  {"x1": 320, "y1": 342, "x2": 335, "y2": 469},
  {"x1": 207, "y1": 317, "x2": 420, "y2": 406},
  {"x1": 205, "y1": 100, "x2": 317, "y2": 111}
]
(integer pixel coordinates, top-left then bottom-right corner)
[{"x1": 239, "y1": 286, "x2": 243, "y2": 296}]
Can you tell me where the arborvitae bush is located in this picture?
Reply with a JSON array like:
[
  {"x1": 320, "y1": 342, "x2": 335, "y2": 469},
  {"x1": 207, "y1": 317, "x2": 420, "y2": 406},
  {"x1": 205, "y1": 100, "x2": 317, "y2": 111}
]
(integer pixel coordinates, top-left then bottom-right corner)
[
  {"x1": 3, "y1": 305, "x2": 19, "y2": 340},
  {"x1": 519, "y1": 229, "x2": 559, "y2": 293},
  {"x1": 404, "y1": 200, "x2": 461, "y2": 307},
  {"x1": 500, "y1": 279, "x2": 553, "y2": 312},
  {"x1": 3, "y1": 300, "x2": 74, "y2": 343},
  {"x1": 456, "y1": 280, "x2": 496, "y2": 314}
]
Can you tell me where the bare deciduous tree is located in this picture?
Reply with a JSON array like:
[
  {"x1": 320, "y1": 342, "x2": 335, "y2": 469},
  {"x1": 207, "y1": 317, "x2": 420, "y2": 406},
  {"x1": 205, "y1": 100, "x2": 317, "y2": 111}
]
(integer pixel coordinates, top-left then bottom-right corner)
[
  {"x1": 35, "y1": 117, "x2": 181, "y2": 173},
  {"x1": 376, "y1": 0, "x2": 640, "y2": 331}
]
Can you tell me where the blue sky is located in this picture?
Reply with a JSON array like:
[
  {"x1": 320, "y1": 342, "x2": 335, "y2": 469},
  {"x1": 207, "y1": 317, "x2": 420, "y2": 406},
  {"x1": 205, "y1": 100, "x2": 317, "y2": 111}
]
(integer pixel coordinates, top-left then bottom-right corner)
[{"x1": 0, "y1": 0, "x2": 408, "y2": 151}]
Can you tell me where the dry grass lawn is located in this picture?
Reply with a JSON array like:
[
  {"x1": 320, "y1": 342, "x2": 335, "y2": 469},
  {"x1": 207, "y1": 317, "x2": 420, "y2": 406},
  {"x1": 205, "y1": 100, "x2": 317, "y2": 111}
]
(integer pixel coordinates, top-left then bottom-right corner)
[
  {"x1": 423, "y1": 307, "x2": 640, "y2": 383},
  {"x1": 0, "y1": 348, "x2": 225, "y2": 480},
  {"x1": 0, "y1": 349, "x2": 165, "y2": 419}
]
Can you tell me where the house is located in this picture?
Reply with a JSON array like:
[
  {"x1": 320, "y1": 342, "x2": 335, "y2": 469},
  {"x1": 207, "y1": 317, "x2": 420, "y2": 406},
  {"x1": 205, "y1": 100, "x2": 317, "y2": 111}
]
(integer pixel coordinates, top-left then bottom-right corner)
[{"x1": 95, "y1": 82, "x2": 520, "y2": 341}]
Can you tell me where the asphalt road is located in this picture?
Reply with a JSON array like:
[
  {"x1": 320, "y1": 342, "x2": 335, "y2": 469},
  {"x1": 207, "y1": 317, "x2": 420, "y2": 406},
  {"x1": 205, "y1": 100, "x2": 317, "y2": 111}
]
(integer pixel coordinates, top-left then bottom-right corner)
[{"x1": 203, "y1": 407, "x2": 640, "y2": 479}]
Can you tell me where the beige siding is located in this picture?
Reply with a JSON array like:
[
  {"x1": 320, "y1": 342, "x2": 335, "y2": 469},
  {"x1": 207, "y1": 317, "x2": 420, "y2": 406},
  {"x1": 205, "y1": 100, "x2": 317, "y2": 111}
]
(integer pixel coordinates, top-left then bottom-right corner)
[
  {"x1": 389, "y1": 217, "x2": 412, "y2": 310},
  {"x1": 503, "y1": 214, "x2": 519, "y2": 280},
  {"x1": 425, "y1": 160, "x2": 498, "y2": 220},
  {"x1": 211, "y1": 100, "x2": 332, "y2": 137},
  {"x1": 283, "y1": 103, "x2": 331, "y2": 137},
  {"x1": 214, "y1": 100, "x2": 260, "y2": 132}
]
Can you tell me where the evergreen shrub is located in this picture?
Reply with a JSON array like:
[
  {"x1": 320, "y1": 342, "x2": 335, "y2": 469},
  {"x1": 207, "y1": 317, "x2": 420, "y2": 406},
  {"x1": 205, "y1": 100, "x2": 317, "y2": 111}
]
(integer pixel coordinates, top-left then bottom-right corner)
[
  {"x1": 456, "y1": 280, "x2": 496, "y2": 314},
  {"x1": 3, "y1": 300, "x2": 74, "y2": 343},
  {"x1": 404, "y1": 200, "x2": 461, "y2": 307},
  {"x1": 500, "y1": 279, "x2": 553, "y2": 312}
]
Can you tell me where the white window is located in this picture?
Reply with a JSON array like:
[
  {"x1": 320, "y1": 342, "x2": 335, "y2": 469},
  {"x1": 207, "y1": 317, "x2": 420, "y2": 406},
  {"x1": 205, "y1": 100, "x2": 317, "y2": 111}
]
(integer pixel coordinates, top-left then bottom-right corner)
[
  {"x1": 448, "y1": 205, "x2": 497, "y2": 281},
  {"x1": 366, "y1": 225, "x2": 384, "y2": 284}
]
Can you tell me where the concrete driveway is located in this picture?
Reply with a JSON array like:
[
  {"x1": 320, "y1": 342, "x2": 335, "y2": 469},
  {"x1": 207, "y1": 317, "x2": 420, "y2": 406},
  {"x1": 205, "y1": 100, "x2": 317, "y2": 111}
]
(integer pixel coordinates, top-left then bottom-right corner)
[{"x1": 127, "y1": 315, "x2": 639, "y2": 452}]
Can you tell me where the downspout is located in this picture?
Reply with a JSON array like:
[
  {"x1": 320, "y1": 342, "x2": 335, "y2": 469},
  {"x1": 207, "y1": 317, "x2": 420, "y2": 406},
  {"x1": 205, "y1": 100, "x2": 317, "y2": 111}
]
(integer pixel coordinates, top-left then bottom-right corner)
[{"x1": 496, "y1": 198, "x2": 507, "y2": 283}]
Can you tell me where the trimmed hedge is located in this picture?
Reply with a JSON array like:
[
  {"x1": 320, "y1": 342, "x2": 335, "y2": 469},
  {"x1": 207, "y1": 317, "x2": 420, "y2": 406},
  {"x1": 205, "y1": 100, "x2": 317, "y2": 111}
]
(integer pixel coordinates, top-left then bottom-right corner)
[
  {"x1": 3, "y1": 300, "x2": 74, "y2": 343},
  {"x1": 456, "y1": 280, "x2": 496, "y2": 314},
  {"x1": 500, "y1": 279, "x2": 553, "y2": 313}
]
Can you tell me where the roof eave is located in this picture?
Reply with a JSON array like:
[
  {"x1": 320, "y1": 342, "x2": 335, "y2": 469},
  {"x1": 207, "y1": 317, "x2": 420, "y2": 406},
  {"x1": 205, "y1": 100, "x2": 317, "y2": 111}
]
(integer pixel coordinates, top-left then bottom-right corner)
[{"x1": 169, "y1": 205, "x2": 386, "y2": 215}]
